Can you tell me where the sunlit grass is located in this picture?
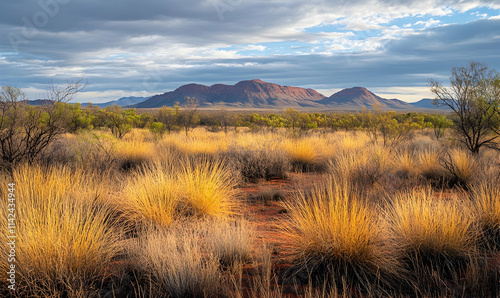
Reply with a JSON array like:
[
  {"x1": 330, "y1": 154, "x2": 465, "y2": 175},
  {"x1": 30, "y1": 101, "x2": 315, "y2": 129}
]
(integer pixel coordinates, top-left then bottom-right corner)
[
  {"x1": 178, "y1": 158, "x2": 240, "y2": 218},
  {"x1": 283, "y1": 138, "x2": 322, "y2": 171},
  {"x1": 122, "y1": 161, "x2": 179, "y2": 228},
  {"x1": 417, "y1": 147, "x2": 444, "y2": 181},
  {"x1": 470, "y1": 181, "x2": 500, "y2": 248},
  {"x1": 442, "y1": 148, "x2": 476, "y2": 187},
  {"x1": 0, "y1": 165, "x2": 122, "y2": 295},
  {"x1": 115, "y1": 139, "x2": 156, "y2": 170},
  {"x1": 282, "y1": 177, "x2": 397, "y2": 287},
  {"x1": 386, "y1": 187, "x2": 476, "y2": 280},
  {"x1": 122, "y1": 158, "x2": 239, "y2": 227}
]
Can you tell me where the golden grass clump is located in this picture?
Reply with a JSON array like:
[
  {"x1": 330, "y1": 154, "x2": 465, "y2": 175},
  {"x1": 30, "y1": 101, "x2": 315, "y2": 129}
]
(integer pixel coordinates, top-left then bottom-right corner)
[
  {"x1": 441, "y1": 148, "x2": 477, "y2": 187},
  {"x1": 282, "y1": 177, "x2": 397, "y2": 286},
  {"x1": 470, "y1": 181, "x2": 500, "y2": 248},
  {"x1": 330, "y1": 131, "x2": 370, "y2": 155},
  {"x1": 284, "y1": 139, "x2": 318, "y2": 164},
  {"x1": 0, "y1": 165, "x2": 122, "y2": 295},
  {"x1": 387, "y1": 187, "x2": 476, "y2": 276},
  {"x1": 161, "y1": 127, "x2": 228, "y2": 155},
  {"x1": 329, "y1": 146, "x2": 389, "y2": 188},
  {"x1": 115, "y1": 139, "x2": 156, "y2": 170},
  {"x1": 123, "y1": 159, "x2": 239, "y2": 227},
  {"x1": 178, "y1": 159, "x2": 239, "y2": 218},
  {"x1": 416, "y1": 147, "x2": 444, "y2": 181},
  {"x1": 204, "y1": 219, "x2": 254, "y2": 267},
  {"x1": 394, "y1": 150, "x2": 418, "y2": 178},
  {"x1": 122, "y1": 162, "x2": 179, "y2": 228}
]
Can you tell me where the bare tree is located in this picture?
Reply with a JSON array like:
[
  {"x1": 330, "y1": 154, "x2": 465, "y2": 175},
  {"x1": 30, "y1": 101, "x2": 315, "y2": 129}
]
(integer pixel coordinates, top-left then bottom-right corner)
[
  {"x1": 181, "y1": 97, "x2": 199, "y2": 136},
  {"x1": 430, "y1": 61, "x2": 500, "y2": 154},
  {"x1": 0, "y1": 79, "x2": 86, "y2": 170}
]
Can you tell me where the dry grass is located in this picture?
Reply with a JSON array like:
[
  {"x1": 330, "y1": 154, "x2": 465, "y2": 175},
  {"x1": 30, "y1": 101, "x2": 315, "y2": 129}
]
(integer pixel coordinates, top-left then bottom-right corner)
[
  {"x1": 441, "y1": 148, "x2": 477, "y2": 187},
  {"x1": 131, "y1": 218, "x2": 253, "y2": 297},
  {"x1": 282, "y1": 177, "x2": 397, "y2": 289},
  {"x1": 205, "y1": 219, "x2": 254, "y2": 267},
  {"x1": 0, "y1": 165, "x2": 122, "y2": 296},
  {"x1": 161, "y1": 128, "x2": 228, "y2": 155},
  {"x1": 131, "y1": 224, "x2": 222, "y2": 298},
  {"x1": 115, "y1": 140, "x2": 156, "y2": 170},
  {"x1": 329, "y1": 146, "x2": 389, "y2": 189},
  {"x1": 122, "y1": 158, "x2": 239, "y2": 227},
  {"x1": 122, "y1": 161, "x2": 179, "y2": 228},
  {"x1": 395, "y1": 150, "x2": 418, "y2": 178},
  {"x1": 416, "y1": 147, "x2": 444, "y2": 182},
  {"x1": 224, "y1": 146, "x2": 291, "y2": 181},
  {"x1": 178, "y1": 158, "x2": 240, "y2": 218},
  {"x1": 283, "y1": 138, "x2": 322, "y2": 171},
  {"x1": 470, "y1": 180, "x2": 500, "y2": 248},
  {"x1": 386, "y1": 187, "x2": 477, "y2": 287},
  {"x1": 388, "y1": 188, "x2": 476, "y2": 256}
]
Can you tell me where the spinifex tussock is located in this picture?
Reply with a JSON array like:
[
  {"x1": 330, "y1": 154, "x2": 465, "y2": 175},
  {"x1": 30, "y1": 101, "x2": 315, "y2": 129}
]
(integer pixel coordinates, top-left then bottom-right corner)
[
  {"x1": 282, "y1": 177, "x2": 398, "y2": 290},
  {"x1": 177, "y1": 158, "x2": 240, "y2": 218},
  {"x1": 0, "y1": 165, "x2": 122, "y2": 296},
  {"x1": 386, "y1": 187, "x2": 477, "y2": 281},
  {"x1": 470, "y1": 180, "x2": 500, "y2": 249},
  {"x1": 122, "y1": 158, "x2": 239, "y2": 228}
]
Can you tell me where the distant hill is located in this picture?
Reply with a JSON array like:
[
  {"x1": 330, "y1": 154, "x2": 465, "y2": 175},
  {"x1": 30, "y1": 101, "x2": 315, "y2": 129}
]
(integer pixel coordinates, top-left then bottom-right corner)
[
  {"x1": 133, "y1": 79, "x2": 326, "y2": 108},
  {"x1": 93, "y1": 96, "x2": 150, "y2": 108},
  {"x1": 23, "y1": 81, "x2": 451, "y2": 111},
  {"x1": 410, "y1": 98, "x2": 450, "y2": 110},
  {"x1": 319, "y1": 87, "x2": 413, "y2": 110},
  {"x1": 23, "y1": 99, "x2": 54, "y2": 106}
]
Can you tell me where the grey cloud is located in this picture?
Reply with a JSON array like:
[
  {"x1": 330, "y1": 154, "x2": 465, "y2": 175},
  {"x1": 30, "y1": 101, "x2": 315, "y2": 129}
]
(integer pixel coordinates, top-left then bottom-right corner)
[{"x1": 1, "y1": 0, "x2": 499, "y2": 101}]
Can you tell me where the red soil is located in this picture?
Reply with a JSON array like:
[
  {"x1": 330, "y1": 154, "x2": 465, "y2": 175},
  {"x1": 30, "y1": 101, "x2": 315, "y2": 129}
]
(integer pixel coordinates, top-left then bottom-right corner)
[{"x1": 238, "y1": 173, "x2": 327, "y2": 297}]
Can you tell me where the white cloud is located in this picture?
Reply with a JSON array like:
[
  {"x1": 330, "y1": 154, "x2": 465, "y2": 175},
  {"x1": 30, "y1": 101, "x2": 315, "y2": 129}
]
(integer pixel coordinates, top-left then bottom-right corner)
[
  {"x1": 240, "y1": 45, "x2": 266, "y2": 51},
  {"x1": 414, "y1": 18, "x2": 441, "y2": 28}
]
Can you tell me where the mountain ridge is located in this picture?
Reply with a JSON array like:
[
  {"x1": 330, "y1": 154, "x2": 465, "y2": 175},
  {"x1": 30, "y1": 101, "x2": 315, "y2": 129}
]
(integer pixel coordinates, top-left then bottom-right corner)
[{"x1": 134, "y1": 79, "x2": 327, "y2": 108}]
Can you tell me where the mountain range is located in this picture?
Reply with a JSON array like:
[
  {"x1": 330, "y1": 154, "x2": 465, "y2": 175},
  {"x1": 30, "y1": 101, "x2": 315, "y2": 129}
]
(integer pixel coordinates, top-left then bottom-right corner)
[
  {"x1": 23, "y1": 80, "x2": 448, "y2": 111},
  {"x1": 131, "y1": 79, "x2": 445, "y2": 111}
]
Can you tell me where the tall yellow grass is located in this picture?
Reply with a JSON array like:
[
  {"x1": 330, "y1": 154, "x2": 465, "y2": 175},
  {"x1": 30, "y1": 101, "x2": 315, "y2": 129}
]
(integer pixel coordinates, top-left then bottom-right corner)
[
  {"x1": 122, "y1": 162, "x2": 179, "y2": 228},
  {"x1": 416, "y1": 147, "x2": 444, "y2": 180},
  {"x1": 0, "y1": 165, "x2": 122, "y2": 293},
  {"x1": 283, "y1": 138, "x2": 320, "y2": 167},
  {"x1": 387, "y1": 188, "x2": 476, "y2": 257},
  {"x1": 282, "y1": 177, "x2": 396, "y2": 280},
  {"x1": 470, "y1": 181, "x2": 500, "y2": 247},
  {"x1": 178, "y1": 159, "x2": 239, "y2": 218},
  {"x1": 122, "y1": 158, "x2": 239, "y2": 227}
]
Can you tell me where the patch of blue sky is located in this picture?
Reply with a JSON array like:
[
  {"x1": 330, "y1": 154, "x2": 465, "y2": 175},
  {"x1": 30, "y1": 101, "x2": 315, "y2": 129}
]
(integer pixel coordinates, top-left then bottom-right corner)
[{"x1": 388, "y1": 6, "x2": 499, "y2": 28}]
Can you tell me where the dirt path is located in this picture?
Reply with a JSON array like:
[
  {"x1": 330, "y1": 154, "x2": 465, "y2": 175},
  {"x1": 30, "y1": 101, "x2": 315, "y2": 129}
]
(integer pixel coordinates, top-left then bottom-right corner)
[{"x1": 238, "y1": 173, "x2": 327, "y2": 296}]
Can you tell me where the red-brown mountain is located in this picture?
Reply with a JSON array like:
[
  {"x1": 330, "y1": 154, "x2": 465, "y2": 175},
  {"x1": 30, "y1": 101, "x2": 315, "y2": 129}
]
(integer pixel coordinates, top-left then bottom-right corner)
[
  {"x1": 134, "y1": 79, "x2": 326, "y2": 108},
  {"x1": 318, "y1": 87, "x2": 413, "y2": 110}
]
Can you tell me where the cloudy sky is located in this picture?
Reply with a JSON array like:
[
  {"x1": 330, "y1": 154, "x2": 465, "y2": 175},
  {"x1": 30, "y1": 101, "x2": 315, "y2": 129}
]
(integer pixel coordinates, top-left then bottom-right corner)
[{"x1": 1, "y1": 0, "x2": 500, "y2": 103}]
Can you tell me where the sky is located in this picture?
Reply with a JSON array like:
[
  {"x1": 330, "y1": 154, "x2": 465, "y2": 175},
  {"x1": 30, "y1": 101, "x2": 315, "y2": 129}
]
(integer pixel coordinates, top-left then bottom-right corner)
[{"x1": 1, "y1": 0, "x2": 500, "y2": 103}]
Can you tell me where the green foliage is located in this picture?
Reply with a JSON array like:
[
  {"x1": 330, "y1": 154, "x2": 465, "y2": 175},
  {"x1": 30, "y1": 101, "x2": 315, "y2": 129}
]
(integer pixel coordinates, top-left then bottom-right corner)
[
  {"x1": 101, "y1": 106, "x2": 135, "y2": 139},
  {"x1": 360, "y1": 105, "x2": 424, "y2": 147},
  {"x1": 149, "y1": 121, "x2": 166, "y2": 135}
]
